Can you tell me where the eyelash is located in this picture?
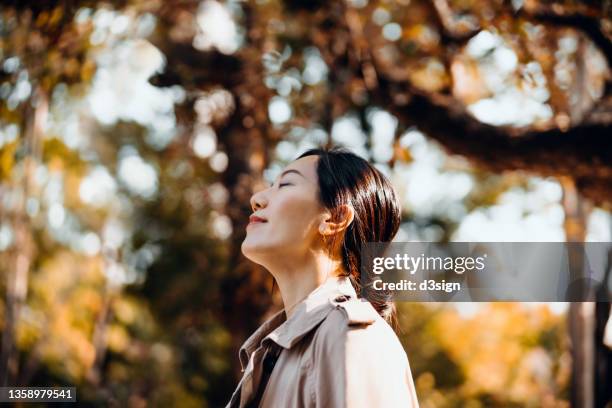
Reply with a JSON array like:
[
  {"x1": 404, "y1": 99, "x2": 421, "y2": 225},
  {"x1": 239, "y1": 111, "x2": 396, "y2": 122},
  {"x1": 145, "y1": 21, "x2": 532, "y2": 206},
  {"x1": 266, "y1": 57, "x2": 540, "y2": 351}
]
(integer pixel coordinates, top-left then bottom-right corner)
[{"x1": 278, "y1": 182, "x2": 291, "y2": 188}]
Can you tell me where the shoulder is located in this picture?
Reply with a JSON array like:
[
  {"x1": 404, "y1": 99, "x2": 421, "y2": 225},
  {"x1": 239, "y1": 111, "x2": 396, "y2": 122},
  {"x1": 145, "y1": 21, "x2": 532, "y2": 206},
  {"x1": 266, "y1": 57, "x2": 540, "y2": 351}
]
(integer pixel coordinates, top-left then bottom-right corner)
[
  {"x1": 312, "y1": 297, "x2": 407, "y2": 365},
  {"x1": 308, "y1": 297, "x2": 418, "y2": 407}
]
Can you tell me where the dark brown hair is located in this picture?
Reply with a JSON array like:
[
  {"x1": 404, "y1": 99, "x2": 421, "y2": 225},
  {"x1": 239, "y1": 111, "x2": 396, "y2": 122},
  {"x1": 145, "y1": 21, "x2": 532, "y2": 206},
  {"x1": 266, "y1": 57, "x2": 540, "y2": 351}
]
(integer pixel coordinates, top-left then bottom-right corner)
[{"x1": 297, "y1": 146, "x2": 402, "y2": 329}]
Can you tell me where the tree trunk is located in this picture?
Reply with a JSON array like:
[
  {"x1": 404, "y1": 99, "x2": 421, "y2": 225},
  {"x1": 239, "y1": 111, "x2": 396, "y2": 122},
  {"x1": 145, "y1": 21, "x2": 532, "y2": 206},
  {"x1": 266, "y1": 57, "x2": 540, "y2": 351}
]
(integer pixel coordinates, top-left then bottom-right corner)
[
  {"x1": 560, "y1": 175, "x2": 595, "y2": 408},
  {"x1": 0, "y1": 88, "x2": 47, "y2": 386},
  {"x1": 594, "y1": 233, "x2": 612, "y2": 407}
]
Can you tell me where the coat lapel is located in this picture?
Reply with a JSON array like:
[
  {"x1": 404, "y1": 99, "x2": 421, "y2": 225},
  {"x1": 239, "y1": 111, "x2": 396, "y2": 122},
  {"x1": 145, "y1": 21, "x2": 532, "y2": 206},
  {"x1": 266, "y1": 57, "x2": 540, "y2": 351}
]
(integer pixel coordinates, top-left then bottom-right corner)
[{"x1": 231, "y1": 276, "x2": 357, "y2": 408}]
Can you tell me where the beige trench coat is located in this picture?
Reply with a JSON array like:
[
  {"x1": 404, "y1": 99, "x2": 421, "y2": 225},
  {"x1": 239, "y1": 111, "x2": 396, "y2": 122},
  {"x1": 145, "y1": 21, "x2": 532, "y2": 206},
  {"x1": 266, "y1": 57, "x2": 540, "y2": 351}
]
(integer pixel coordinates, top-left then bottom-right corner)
[{"x1": 225, "y1": 275, "x2": 420, "y2": 408}]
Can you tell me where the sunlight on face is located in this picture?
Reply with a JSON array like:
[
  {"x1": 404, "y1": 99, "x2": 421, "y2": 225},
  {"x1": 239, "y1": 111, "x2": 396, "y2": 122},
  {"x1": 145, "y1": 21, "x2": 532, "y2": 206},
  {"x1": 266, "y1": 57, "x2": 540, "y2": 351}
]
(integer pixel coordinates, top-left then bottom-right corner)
[{"x1": 241, "y1": 155, "x2": 325, "y2": 266}]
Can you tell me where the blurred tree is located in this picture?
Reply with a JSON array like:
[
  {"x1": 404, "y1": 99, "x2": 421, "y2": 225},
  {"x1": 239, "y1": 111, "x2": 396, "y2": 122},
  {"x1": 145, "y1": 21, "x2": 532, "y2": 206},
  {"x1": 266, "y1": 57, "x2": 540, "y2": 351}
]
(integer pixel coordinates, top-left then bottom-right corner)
[{"x1": 1, "y1": 0, "x2": 610, "y2": 406}]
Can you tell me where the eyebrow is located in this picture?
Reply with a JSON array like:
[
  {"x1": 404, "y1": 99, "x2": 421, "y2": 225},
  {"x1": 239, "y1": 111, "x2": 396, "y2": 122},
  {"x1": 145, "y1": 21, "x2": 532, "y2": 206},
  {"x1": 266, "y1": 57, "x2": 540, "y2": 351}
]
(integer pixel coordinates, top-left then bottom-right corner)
[{"x1": 279, "y1": 169, "x2": 306, "y2": 179}]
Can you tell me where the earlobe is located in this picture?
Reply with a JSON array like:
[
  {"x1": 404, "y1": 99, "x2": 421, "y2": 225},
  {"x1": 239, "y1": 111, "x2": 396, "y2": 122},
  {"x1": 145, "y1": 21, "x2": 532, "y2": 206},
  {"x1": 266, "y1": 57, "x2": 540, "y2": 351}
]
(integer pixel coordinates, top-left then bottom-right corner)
[
  {"x1": 322, "y1": 204, "x2": 355, "y2": 236},
  {"x1": 318, "y1": 210, "x2": 333, "y2": 236}
]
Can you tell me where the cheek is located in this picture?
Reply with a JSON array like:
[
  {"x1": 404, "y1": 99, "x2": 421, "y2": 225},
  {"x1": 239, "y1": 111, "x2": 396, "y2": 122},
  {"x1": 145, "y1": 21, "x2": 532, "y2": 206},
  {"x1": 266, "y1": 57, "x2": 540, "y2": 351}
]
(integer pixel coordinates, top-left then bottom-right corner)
[
  {"x1": 243, "y1": 193, "x2": 320, "y2": 253},
  {"x1": 274, "y1": 194, "x2": 320, "y2": 234}
]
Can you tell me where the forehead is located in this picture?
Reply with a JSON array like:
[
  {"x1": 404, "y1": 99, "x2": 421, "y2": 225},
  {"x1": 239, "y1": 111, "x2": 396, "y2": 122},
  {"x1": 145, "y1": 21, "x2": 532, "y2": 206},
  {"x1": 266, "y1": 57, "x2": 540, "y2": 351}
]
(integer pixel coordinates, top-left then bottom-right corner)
[{"x1": 281, "y1": 155, "x2": 319, "y2": 181}]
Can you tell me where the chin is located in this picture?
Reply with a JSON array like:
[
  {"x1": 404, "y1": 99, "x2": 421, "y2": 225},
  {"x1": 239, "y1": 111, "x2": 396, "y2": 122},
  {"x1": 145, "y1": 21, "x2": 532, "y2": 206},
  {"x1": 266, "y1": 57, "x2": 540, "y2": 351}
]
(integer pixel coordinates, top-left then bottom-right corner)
[
  {"x1": 241, "y1": 238, "x2": 280, "y2": 266},
  {"x1": 240, "y1": 239, "x2": 254, "y2": 258},
  {"x1": 241, "y1": 239, "x2": 266, "y2": 263}
]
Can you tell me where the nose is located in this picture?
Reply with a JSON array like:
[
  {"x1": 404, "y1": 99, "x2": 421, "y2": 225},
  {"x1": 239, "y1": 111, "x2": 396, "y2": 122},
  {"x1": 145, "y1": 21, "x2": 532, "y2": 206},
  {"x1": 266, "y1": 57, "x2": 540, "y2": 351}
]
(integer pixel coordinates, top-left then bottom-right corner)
[{"x1": 250, "y1": 188, "x2": 268, "y2": 212}]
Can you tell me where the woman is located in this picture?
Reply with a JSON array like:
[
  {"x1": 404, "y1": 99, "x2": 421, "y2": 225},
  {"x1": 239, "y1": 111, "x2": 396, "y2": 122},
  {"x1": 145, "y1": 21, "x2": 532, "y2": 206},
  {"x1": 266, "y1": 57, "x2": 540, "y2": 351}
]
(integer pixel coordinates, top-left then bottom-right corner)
[{"x1": 226, "y1": 146, "x2": 420, "y2": 408}]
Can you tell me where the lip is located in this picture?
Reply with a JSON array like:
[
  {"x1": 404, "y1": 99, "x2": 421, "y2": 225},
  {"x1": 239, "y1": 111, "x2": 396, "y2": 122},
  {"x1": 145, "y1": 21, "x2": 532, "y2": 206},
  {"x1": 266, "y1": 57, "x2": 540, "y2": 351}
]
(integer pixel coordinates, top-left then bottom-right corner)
[{"x1": 248, "y1": 215, "x2": 268, "y2": 225}]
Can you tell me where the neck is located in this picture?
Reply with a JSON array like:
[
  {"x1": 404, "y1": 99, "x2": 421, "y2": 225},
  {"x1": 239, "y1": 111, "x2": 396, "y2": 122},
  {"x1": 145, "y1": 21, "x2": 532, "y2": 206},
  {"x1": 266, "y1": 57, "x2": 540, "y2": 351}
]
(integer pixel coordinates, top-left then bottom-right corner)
[{"x1": 266, "y1": 251, "x2": 344, "y2": 319}]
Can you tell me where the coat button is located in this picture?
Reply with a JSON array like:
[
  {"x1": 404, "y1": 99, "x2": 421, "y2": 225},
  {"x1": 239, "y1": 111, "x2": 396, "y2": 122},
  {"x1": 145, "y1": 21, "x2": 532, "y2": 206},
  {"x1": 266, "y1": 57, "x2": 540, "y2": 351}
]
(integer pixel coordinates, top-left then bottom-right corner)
[{"x1": 334, "y1": 294, "x2": 350, "y2": 302}]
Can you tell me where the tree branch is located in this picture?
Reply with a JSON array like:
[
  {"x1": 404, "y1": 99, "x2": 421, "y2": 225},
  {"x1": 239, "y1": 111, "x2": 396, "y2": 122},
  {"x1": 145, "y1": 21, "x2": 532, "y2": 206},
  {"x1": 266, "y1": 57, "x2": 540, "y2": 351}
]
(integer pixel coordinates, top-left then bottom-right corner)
[
  {"x1": 429, "y1": 0, "x2": 480, "y2": 44},
  {"x1": 372, "y1": 75, "x2": 612, "y2": 208},
  {"x1": 517, "y1": 4, "x2": 612, "y2": 70},
  {"x1": 148, "y1": 45, "x2": 243, "y2": 89}
]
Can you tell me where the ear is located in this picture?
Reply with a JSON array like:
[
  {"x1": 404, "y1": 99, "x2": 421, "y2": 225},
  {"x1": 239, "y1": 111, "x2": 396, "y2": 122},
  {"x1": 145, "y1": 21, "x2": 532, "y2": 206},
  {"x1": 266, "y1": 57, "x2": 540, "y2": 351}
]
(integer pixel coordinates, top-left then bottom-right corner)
[{"x1": 318, "y1": 204, "x2": 355, "y2": 236}]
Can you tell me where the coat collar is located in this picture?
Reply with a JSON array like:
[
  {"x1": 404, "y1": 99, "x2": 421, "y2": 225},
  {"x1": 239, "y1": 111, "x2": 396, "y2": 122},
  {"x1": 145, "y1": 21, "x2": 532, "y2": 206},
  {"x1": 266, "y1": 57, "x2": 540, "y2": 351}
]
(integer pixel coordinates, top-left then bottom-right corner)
[{"x1": 238, "y1": 275, "x2": 357, "y2": 371}]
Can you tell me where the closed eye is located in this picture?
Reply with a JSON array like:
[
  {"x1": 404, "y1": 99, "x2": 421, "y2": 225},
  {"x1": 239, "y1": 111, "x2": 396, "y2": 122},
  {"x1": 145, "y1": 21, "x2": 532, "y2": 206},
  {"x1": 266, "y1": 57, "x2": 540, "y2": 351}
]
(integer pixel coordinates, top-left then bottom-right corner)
[{"x1": 278, "y1": 182, "x2": 292, "y2": 188}]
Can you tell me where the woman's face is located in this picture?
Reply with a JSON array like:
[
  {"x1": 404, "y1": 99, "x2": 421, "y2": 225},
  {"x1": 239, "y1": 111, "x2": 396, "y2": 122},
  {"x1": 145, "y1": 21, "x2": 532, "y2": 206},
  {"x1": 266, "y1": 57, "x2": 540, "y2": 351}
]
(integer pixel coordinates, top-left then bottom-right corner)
[{"x1": 241, "y1": 155, "x2": 327, "y2": 265}]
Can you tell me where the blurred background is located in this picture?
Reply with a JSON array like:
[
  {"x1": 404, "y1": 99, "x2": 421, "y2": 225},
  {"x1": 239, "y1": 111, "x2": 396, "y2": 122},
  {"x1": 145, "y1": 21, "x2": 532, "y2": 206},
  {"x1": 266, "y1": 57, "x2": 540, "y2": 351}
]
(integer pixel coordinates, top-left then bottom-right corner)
[{"x1": 0, "y1": 0, "x2": 611, "y2": 406}]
